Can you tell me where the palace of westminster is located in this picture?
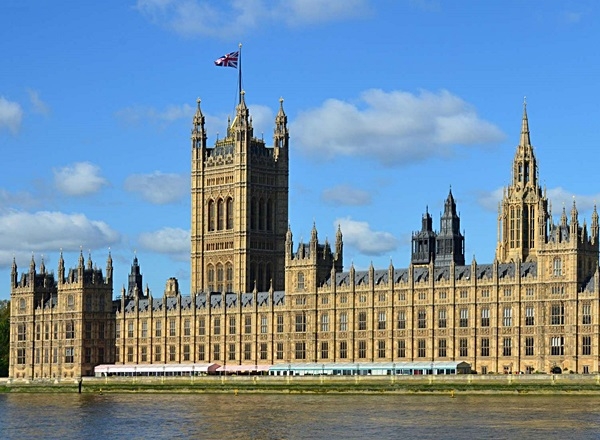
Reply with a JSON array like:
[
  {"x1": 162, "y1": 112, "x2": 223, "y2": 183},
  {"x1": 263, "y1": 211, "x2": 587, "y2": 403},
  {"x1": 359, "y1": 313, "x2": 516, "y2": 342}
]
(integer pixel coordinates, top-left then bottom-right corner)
[{"x1": 9, "y1": 92, "x2": 600, "y2": 379}]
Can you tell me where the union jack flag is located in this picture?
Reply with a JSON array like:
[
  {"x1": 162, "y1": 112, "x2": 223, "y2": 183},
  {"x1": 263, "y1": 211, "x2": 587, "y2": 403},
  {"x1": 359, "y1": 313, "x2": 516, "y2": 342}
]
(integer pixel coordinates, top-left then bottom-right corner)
[{"x1": 214, "y1": 51, "x2": 239, "y2": 68}]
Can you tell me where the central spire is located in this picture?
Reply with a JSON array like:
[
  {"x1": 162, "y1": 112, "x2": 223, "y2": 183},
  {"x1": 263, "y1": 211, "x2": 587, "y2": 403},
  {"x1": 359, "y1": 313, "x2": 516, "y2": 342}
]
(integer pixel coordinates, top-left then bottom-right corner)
[{"x1": 520, "y1": 97, "x2": 531, "y2": 147}]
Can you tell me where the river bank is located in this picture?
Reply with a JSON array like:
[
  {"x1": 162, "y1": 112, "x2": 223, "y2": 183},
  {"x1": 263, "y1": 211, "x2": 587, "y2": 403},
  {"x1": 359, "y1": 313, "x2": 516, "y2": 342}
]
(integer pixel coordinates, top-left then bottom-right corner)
[{"x1": 3, "y1": 374, "x2": 600, "y2": 394}]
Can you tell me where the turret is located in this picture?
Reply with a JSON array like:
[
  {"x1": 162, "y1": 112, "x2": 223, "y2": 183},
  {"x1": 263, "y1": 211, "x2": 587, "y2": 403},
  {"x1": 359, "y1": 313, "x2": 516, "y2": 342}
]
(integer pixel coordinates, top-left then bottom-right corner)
[
  {"x1": 273, "y1": 97, "x2": 289, "y2": 160},
  {"x1": 591, "y1": 205, "x2": 599, "y2": 243},
  {"x1": 191, "y1": 98, "x2": 207, "y2": 151},
  {"x1": 106, "y1": 250, "x2": 113, "y2": 284}
]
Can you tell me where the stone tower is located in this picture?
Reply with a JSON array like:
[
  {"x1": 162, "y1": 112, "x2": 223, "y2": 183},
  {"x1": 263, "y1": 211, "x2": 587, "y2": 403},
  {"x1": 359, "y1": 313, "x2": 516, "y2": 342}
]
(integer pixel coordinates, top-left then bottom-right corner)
[
  {"x1": 496, "y1": 101, "x2": 549, "y2": 263},
  {"x1": 411, "y1": 208, "x2": 436, "y2": 265},
  {"x1": 190, "y1": 93, "x2": 289, "y2": 295},
  {"x1": 435, "y1": 189, "x2": 465, "y2": 266}
]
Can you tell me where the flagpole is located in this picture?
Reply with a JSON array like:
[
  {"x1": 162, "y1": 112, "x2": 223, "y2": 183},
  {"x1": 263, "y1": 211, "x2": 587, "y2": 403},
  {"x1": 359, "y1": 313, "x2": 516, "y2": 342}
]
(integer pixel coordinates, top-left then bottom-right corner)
[{"x1": 238, "y1": 43, "x2": 242, "y2": 105}]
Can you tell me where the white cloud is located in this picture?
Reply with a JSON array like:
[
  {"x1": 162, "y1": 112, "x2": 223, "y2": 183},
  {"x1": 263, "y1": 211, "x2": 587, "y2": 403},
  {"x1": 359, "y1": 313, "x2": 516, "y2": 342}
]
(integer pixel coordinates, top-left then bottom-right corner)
[
  {"x1": 335, "y1": 217, "x2": 398, "y2": 256},
  {"x1": 54, "y1": 162, "x2": 108, "y2": 196},
  {"x1": 138, "y1": 227, "x2": 190, "y2": 260},
  {"x1": 115, "y1": 103, "x2": 194, "y2": 128},
  {"x1": 0, "y1": 210, "x2": 120, "y2": 267},
  {"x1": 322, "y1": 185, "x2": 372, "y2": 206},
  {"x1": 136, "y1": 0, "x2": 369, "y2": 38},
  {"x1": 27, "y1": 89, "x2": 50, "y2": 115},
  {"x1": 124, "y1": 172, "x2": 188, "y2": 204},
  {"x1": 291, "y1": 89, "x2": 505, "y2": 166},
  {"x1": 0, "y1": 96, "x2": 23, "y2": 135}
]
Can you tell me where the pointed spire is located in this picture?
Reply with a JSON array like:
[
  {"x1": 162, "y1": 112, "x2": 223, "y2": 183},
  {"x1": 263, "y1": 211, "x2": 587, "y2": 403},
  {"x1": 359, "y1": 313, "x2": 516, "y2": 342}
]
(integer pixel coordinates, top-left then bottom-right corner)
[
  {"x1": 40, "y1": 256, "x2": 46, "y2": 274},
  {"x1": 520, "y1": 96, "x2": 531, "y2": 147},
  {"x1": 560, "y1": 204, "x2": 568, "y2": 227},
  {"x1": 87, "y1": 250, "x2": 93, "y2": 270},
  {"x1": 78, "y1": 247, "x2": 85, "y2": 268},
  {"x1": 310, "y1": 221, "x2": 318, "y2": 243},
  {"x1": 570, "y1": 197, "x2": 578, "y2": 224},
  {"x1": 29, "y1": 253, "x2": 35, "y2": 273}
]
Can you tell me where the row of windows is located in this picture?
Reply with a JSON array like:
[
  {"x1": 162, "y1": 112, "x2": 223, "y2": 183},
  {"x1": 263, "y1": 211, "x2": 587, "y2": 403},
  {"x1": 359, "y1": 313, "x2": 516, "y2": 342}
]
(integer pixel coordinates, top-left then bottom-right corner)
[
  {"x1": 16, "y1": 346, "x2": 87, "y2": 365},
  {"x1": 18, "y1": 321, "x2": 83, "y2": 341},
  {"x1": 17, "y1": 295, "x2": 107, "y2": 312},
  {"x1": 206, "y1": 262, "x2": 233, "y2": 293},
  {"x1": 116, "y1": 303, "x2": 594, "y2": 340},
  {"x1": 250, "y1": 197, "x2": 275, "y2": 231},
  {"x1": 207, "y1": 198, "x2": 234, "y2": 231}
]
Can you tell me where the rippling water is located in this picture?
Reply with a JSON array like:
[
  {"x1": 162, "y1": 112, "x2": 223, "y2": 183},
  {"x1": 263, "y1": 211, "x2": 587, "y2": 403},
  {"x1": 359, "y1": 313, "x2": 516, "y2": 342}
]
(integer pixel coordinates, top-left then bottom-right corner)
[{"x1": 2, "y1": 393, "x2": 600, "y2": 439}]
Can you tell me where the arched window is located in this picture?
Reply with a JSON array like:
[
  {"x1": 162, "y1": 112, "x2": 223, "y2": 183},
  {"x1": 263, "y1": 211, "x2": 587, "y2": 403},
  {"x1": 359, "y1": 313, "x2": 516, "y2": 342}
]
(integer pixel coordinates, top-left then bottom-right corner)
[
  {"x1": 251, "y1": 198, "x2": 257, "y2": 230},
  {"x1": 217, "y1": 199, "x2": 224, "y2": 230},
  {"x1": 267, "y1": 199, "x2": 274, "y2": 231},
  {"x1": 226, "y1": 198, "x2": 234, "y2": 229},
  {"x1": 216, "y1": 263, "x2": 224, "y2": 292},
  {"x1": 208, "y1": 200, "x2": 215, "y2": 232},
  {"x1": 67, "y1": 294, "x2": 74, "y2": 310},
  {"x1": 553, "y1": 258, "x2": 562, "y2": 277},
  {"x1": 297, "y1": 272, "x2": 305, "y2": 291},
  {"x1": 258, "y1": 198, "x2": 266, "y2": 230},
  {"x1": 207, "y1": 265, "x2": 215, "y2": 292},
  {"x1": 226, "y1": 263, "x2": 233, "y2": 292},
  {"x1": 19, "y1": 298, "x2": 26, "y2": 310},
  {"x1": 509, "y1": 206, "x2": 515, "y2": 248}
]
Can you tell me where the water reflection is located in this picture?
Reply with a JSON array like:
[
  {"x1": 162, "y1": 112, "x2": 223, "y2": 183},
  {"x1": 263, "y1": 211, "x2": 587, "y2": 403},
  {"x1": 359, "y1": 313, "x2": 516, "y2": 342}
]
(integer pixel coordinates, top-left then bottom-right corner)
[{"x1": 2, "y1": 393, "x2": 600, "y2": 439}]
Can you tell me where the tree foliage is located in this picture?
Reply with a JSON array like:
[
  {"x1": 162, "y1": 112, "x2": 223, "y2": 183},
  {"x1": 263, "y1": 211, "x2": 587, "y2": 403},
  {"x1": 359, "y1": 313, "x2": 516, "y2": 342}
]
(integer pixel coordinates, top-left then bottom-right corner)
[{"x1": 0, "y1": 300, "x2": 9, "y2": 377}]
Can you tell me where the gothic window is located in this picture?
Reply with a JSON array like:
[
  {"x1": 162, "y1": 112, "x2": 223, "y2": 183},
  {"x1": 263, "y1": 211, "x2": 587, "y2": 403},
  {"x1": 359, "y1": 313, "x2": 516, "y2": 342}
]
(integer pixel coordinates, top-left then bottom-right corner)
[
  {"x1": 517, "y1": 163, "x2": 523, "y2": 182},
  {"x1": 199, "y1": 317, "x2": 206, "y2": 335},
  {"x1": 213, "y1": 317, "x2": 221, "y2": 335},
  {"x1": 397, "y1": 311, "x2": 406, "y2": 329},
  {"x1": 250, "y1": 198, "x2": 257, "y2": 230},
  {"x1": 19, "y1": 298, "x2": 25, "y2": 310},
  {"x1": 66, "y1": 321, "x2": 75, "y2": 339},
  {"x1": 340, "y1": 312, "x2": 348, "y2": 331},
  {"x1": 295, "y1": 342, "x2": 306, "y2": 360},
  {"x1": 523, "y1": 205, "x2": 529, "y2": 249},
  {"x1": 525, "y1": 337, "x2": 534, "y2": 356},
  {"x1": 553, "y1": 258, "x2": 562, "y2": 277},
  {"x1": 226, "y1": 263, "x2": 233, "y2": 292},
  {"x1": 276, "y1": 342, "x2": 284, "y2": 360},
  {"x1": 378, "y1": 311, "x2": 386, "y2": 330},
  {"x1": 551, "y1": 303, "x2": 564, "y2": 325},
  {"x1": 503, "y1": 307, "x2": 512, "y2": 327},
  {"x1": 276, "y1": 314, "x2": 284, "y2": 333},
  {"x1": 438, "y1": 339, "x2": 447, "y2": 357},
  {"x1": 67, "y1": 294, "x2": 74, "y2": 310},
  {"x1": 259, "y1": 198, "x2": 266, "y2": 230},
  {"x1": 582, "y1": 303, "x2": 592, "y2": 325},
  {"x1": 226, "y1": 197, "x2": 234, "y2": 229},
  {"x1": 509, "y1": 206, "x2": 515, "y2": 248},
  {"x1": 516, "y1": 207, "x2": 521, "y2": 246},
  {"x1": 217, "y1": 198, "x2": 224, "y2": 230},
  {"x1": 481, "y1": 308, "x2": 490, "y2": 327},
  {"x1": 417, "y1": 339, "x2": 426, "y2": 357},
  {"x1": 582, "y1": 336, "x2": 592, "y2": 355},
  {"x1": 266, "y1": 199, "x2": 274, "y2": 231},
  {"x1": 297, "y1": 272, "x2": 305, "y2": 291},
  {"x1": 207, "y1": 265, "x2": 215, "y2": 292},
  {"x1": 459, "y1": 338, "x2": 468, "y2": 357},
  {"x1": 438, "y1": 309, "x2": 447, "y2": 328},
  {"x1": 529, "y1": 206, "x2": 535, "y2": 249},
  {"x1": 17, "y1": 323, "x2": 26, "y2": 341},
  {"x1": 503, "y1": 337, "x2": 512, "y2": 356},
  {"x1": 340, "y1": 341, "x2": 348, "y2": 359},
  {"x1": 418, "y1": 310, "x2": 427, "y2": 329},
  {"x1": 397, "y1": 340, "x2": 406, "y2": 358},
  {"x1": 321, "y1": 342, "x2": 329, "y2": 359},
  {"x1": 525, "y1": 306, "x2": 534, "y2": 326},
  {"x1": 320, "y1": 313, "x2": 329, "y2": 332},
  {"x1": 524, "y1": 162, "x2": 530, "y2": 183},
  {"x1": 358, "y1": 340, "x2": 367, "y2": 359},
  {"x1": 481, "y1": 338, "x2": 490, "y2": 357},
  {"x1": 550, "y1": 336, "x2": 564, "y2": 355},
  {"x1": 261, "y1": 315, "x2": 268, "y2": 334},
  {"x1": 459, "y1": 309, "x2": 468, "y2": 327},
  {"x1": 295, "y1": 313, "x2": 306, "y2": 332},
  {"x1": 358, "y1": 312, "x2": 367, "y2": 330},
  {"x1": 216, "y1": 263, "x2": 224, "y2": 292},
  {"x1": 208, "y1": 200, "x2": 215, "y2": 231}
]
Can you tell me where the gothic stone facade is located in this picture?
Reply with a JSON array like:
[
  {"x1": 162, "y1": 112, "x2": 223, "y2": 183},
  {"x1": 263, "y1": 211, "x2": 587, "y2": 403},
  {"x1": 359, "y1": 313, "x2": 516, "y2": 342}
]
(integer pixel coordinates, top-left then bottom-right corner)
[{"x1": 9, "y1": 99, "x2": 600, "y2": 379}]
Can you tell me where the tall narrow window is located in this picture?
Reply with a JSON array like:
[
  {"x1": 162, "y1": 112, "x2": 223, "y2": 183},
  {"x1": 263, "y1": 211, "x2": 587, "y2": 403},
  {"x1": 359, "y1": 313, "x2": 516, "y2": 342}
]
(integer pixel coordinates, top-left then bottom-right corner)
[
  {"x1": 340, "y1": 312, "x2": 348, "y2": 331},
  {"x1": 378, "y1": 311, "x2": 386, "y2": 330},
  {"x1": 503, "y1": 307, "x2": 512, "y2": 327},
  {"x1": 226, "y1": 263, "x2": 233, "y2": 292},
  {"x1": 259, "y1": 198, "x2": 266, "y2": 230},
  {"x1": 438, "y1": 339, "x2": 447, "y2": 357},
  {"x1": 217, "y1": 198, "x2": 224, "y2": 230},
  {"x1": 207, "y1": 265, "x2": 215, "y2": 292},
  {"x1": 250, "y1": 198, "x2": 257, "y2": 230},
  {"x1": 553, "y1": 258, "x2": 562, "y2": 276},
  {"x1": 525, "y1": 306, "x2": 534, "y2": 326},
  {"x1": 358, "y1": 312, "x2": 367, "y2": 330},
  {"x1": 481, "y1": 308, "x2": 490, "y2": 327},
  {"x1": 418, "y1": 310, "x2": 426, "y2": 329},
  {"x1": 582, "y1": 303, "x2": 592, "y2": 325},
  {"x1": 321, "y1": 314, "x2": 329, "y2": 332},
  {"x1": 226, "y1": 197, "x2": 234, "y2": 229},
  {"x1": 459, "y1": 309, "x2": 468, "y2": 327},
  {"x1": 297, "y1": 272, "x2": 305, "y2": 291},
  {"x1": 397, "y1": 311, "x2": 406, "y2": 329},
  {"x1": 266, "y1": 199, "x2": 274, "y2": 231},
  {"x1": 397, "y1": 340, "x2": 406, "y2": 358},
  {"x1": 216, "y1": 263, "x2": 224, "y2": 292},
  {"x1": 438, "y1": 309, "x2": 447, "y2": 328},
  {"x1": 208, "y1": 200, "x2": 215, "y2": 231}
]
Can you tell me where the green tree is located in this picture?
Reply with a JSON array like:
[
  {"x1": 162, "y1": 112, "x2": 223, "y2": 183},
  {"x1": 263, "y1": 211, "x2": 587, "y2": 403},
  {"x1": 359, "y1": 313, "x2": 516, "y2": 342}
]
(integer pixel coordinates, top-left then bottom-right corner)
[{"x1": 0, "y1": 300, "x2": 9, "y2": 377}]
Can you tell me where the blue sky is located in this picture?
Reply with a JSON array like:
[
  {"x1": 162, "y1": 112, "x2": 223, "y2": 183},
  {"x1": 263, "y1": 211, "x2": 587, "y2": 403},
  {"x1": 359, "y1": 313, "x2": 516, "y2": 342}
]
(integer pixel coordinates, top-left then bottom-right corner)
[{"x1": 1, "y1": 0, "x2": 599, "y2": 300}]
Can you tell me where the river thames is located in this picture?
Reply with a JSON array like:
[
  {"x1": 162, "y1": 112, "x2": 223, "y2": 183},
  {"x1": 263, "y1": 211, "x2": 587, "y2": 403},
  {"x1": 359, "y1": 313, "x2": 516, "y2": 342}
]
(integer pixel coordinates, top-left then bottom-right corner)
[{"x1": 2, "y1": 393, "x2": 600, "y2": 439}]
